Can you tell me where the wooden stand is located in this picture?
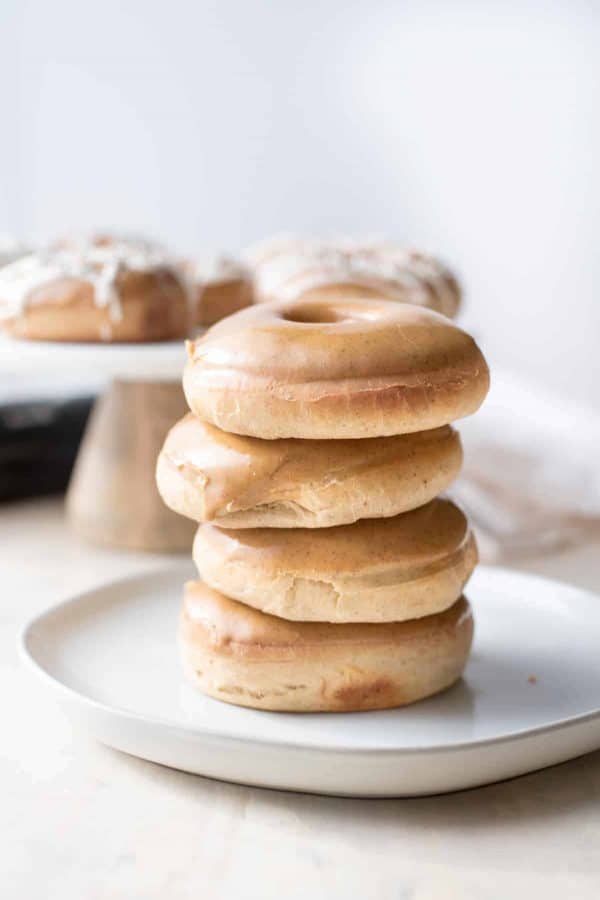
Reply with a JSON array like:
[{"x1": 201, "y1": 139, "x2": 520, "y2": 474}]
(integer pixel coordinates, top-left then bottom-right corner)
[{"x1": 66, "y1": 379, "x2": 196, "y2": 552}]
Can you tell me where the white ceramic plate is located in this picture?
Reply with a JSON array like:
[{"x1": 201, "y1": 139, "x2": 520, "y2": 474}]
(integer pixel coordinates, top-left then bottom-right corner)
[
  {"x1": 0, "y1": 333, "x2": 188, "y2": 380},
  {"x1": 20, "y1": 565, "x2": 600, "y2": 797}
]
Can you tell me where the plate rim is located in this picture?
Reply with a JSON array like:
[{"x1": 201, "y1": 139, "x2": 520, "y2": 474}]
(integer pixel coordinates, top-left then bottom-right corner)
[
  {"x1": 19, "y1": 564, "x2": 600, "y2": 758},
  {"x1": 0, "y1": 333, "x2": 188, "y2": 380}
]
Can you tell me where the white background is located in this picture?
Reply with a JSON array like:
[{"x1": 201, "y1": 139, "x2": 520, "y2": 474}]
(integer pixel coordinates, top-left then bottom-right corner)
[{"x1": 2, "y1": 0, "x2": 599, "y2": 406}]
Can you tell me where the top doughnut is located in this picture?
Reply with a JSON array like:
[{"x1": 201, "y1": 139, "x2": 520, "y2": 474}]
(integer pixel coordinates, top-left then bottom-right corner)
[
  {"x1": 183, "y1": 296, "x2": 490, "y2": 439},
  {"x1": 246, "y1": 236, "x2": 461, "y2": 319}
]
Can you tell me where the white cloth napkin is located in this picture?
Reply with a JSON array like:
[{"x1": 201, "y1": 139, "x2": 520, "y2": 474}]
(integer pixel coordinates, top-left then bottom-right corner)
[{"x1": 452, "y1": 369, "x2": 600, "y2": 562}]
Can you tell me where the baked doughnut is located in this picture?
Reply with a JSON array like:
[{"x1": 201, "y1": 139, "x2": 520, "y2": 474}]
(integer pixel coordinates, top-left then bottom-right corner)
[
  {"x1": 184, "y1": 254, "x2": 253, "y2": 326},
  {"x1": 183, "y1": 297, "x2": 490, "y2": 439},
  {"x1": 0, "y1": 244, "x2": 191, "y2": 342},
  {"x1": 157, "y1": 413, "x2": 463, "y2": 528},
  {"x1": 251, "y1": 238, "x2": 461, "y2": 318},
  {"x1": 180, "y1": 581, "x2": 474, "y2": 711},
  {"x1": 193, "y1": 498, "x2": 477, "y2": 623}
]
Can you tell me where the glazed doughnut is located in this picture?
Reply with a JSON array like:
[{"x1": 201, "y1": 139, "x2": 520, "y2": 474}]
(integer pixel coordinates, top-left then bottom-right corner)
[
  {"x1": 180, "y1": 581, "x2": 474, "y2": 711},
  {"x1": 0, "y1": 244, "x2": 191, "y2": 342},
  {"x1": 250, "y1": 238, "x2": 461, "y2": 318},
  {"x1": 183, "y1": 297, "x2": 490, "y2": 439},
  {"x1": 193, "y1": 498, "x2": 477, "y2": 623},
  {"x1": 184, "y1": 254, "x2": 253, "y2": 326},
  {"x1": 157, "y1": 413, "x2": 463, "y2": 529}
]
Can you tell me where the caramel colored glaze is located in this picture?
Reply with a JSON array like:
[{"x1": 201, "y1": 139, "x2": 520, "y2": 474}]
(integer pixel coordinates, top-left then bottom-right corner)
[
  {"x1": 196, "y1": 498, "x2": 471, "y2": 579},
  {"x1": 157, "y1": 413, "x2": 463, "y2": 527},
  {"x1": 192, "y1": 498, "x2": 478, "y2": 622},
  {"x1": 183, "y1": 580, "x2": 473, "y2": 660},
  {"x1": 184, "y1": 297, "x2": 489, "y2": 438},
  {"x1": 188, "y1": 298, "x2": 478, "y2": 382}
]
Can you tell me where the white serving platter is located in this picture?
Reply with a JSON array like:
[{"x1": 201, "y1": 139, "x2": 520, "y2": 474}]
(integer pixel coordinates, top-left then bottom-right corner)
[
  {"x1": 0, "y1": 333, "x2": 187, "y2": 380},
  {"x1": 20, "y1": 565, "x2": 600, "y2": 797}
]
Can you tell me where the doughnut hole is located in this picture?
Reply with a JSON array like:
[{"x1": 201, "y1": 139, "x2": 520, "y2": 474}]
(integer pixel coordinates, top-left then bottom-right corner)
[{"x1": 281, "y1": 299, "x2": 389, "y2": 325}]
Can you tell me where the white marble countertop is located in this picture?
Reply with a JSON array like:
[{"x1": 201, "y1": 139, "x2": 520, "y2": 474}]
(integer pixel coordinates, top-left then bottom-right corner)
[{"x1": 3, "y1": 498, "x2": 600, "y2": 899}]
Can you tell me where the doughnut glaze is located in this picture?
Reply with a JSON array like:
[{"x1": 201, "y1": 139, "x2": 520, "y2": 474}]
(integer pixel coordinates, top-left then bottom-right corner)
[{"x1": 157, "y1": 414, "x2": 463, "y2": 528}]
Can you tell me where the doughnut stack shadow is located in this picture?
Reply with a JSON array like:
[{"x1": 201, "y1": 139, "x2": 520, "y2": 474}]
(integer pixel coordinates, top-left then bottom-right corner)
[{"x1": 157, "y1": 295, "x2": 490, "y2": 712}]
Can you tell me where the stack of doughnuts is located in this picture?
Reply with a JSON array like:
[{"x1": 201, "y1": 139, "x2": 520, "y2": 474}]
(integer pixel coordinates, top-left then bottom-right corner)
[
  {"x1": 245, "y1": 235, "x2": 461, "y2": 319},
  {"x1": 157, "y1": 294, "x2": 489, "y2": 712}
]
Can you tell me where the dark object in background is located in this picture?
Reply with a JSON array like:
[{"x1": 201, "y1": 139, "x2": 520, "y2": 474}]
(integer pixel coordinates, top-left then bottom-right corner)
[{"x1": 0, "y1": 397, "x2": 95, "y2": 501}]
